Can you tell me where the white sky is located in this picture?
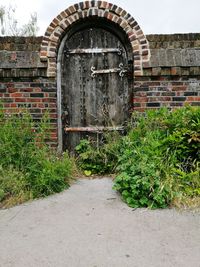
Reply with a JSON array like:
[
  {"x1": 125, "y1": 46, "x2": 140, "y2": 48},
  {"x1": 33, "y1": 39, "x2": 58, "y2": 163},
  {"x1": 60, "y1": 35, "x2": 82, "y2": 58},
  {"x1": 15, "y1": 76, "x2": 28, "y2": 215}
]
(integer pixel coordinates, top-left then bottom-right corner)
[{"x1": 1, "y1": 0, "x2": 200, "y2": 36}]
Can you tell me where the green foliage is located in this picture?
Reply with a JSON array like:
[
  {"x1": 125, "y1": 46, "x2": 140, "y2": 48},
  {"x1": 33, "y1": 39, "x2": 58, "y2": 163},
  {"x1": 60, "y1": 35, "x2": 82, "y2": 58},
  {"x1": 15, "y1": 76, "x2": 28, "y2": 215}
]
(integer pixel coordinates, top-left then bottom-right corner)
[
  {"x1": 114, "y1": 106, "x2": 200, "y2": 209},
  {"x1": 25, "y1": 150, "x2": 72, "y2": 198},
  {"x1": 171, "y1": 166, "x2": 200, "y2": 197},
  {"x1": 0, "y1": 166, "x2": 30, "y2": 206},
  {"x1": 113, "y1": 130, "x2": 171, "y2": 209},
  {"x1": 0, "y1": 108, "x2": 73, "y2": 208},
  {"x1": 75, "y1": 132, "x2": 121, "y2": 175},
  {"x1": 75, "y1": 106, "x2": 199, "y2": 208}
]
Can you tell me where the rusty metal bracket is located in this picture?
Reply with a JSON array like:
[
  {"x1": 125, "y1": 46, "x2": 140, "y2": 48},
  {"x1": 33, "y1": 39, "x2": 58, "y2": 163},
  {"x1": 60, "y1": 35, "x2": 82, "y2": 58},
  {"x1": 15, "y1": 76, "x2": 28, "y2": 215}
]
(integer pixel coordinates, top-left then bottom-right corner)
[
  {"x1": 64, "y1": 126, "x2": 124, "y2": 133},
  {"x1": 91, "y1": 63, "x2": 127, "y2": 78}
]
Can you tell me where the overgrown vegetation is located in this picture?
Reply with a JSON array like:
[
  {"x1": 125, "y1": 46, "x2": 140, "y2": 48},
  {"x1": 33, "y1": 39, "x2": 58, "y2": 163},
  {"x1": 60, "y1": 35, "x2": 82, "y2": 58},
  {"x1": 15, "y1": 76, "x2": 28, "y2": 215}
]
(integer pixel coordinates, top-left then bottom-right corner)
[
  {"x1": 75, "y1": 132, "x2": 121, "y2": 175},
  {"x1": 76, "y1": 106, "x2": 200, "y2": 209},
  {"x1": 0, "y1": 108, "x2": 73, "y2": 208},
  {"x1": 1, "y1": 105, "x2": 199, "y2": 209}
]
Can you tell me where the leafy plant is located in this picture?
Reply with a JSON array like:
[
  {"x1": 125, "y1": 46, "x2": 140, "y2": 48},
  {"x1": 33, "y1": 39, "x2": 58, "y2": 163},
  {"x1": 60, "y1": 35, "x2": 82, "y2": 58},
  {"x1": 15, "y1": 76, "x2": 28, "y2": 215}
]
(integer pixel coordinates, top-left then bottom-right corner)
[
  {"x1": 0, "y1": 107, "x2": 73, "y2": 208},
  {"x1": 75, "y1": 106, "x2": 199, "y2": 209},
  {"x1": 113, "y1": 106, "x2": 200, "y2": 209},
  {"x1": 113, "y1": 128, "x2": 172, "y2": 209},
  {"x1": 75, "y1": 131, "x2": 122, "y2": 175}
]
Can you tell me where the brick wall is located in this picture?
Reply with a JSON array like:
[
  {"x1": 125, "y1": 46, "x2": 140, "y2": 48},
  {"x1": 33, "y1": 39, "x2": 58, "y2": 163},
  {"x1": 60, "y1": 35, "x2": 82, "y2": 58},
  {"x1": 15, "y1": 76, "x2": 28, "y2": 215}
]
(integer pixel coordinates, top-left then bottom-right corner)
[
  {"x1": 0, "y1": 33, "x2": 200, "y2": 148},
  {"x1": 134, "y1": 77, "x2": 200, "y2": 111},
  {"x1": 0, "y1": 37, "x2": 57, "y2": 146},
  {"x1": 133, "y1": 34, "x2": 200, "y2": 111}
]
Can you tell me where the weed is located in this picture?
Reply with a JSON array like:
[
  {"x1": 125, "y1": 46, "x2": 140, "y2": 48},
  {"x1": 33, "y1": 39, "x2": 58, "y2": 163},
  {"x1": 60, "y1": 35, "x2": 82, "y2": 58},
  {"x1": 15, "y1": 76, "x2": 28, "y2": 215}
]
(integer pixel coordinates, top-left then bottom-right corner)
[
  {"x1": 0, "y1": 107, "x2": 73, "y2": 208},
  {"x1": 114, "y1": 106, "x2": 200, "y2": 209},
  {"x1": 76, "y1": 106, "x2": 200, "y2": 209},
  {"x1": 75, "y1": 131, "x2": 122, "y2": 175}
]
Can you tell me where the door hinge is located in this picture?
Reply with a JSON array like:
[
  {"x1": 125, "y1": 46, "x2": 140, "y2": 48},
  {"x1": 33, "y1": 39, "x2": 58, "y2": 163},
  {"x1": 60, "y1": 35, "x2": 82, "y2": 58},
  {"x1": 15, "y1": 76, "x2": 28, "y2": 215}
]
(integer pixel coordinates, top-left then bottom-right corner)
[
  {"x1": 91, "y1": 63, "x2": 127, "y2": 78},
  {"x1": 64, "y1": 47, "x2": 123, "y2": 55}
]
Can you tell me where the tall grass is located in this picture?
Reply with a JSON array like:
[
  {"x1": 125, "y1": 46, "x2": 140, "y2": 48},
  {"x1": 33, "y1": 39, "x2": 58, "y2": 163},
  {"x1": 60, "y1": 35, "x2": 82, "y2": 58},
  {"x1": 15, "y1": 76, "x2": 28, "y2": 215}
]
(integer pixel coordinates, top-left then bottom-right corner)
[{"x1": 0, "y1": 106, "x2": 73, "y2": 208}]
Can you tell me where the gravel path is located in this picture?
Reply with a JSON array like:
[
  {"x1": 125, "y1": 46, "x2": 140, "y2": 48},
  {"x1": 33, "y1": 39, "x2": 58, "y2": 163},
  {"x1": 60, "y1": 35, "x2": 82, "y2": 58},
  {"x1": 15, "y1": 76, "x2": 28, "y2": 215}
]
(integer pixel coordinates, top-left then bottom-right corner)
[{"x1": 0, "y1": 177, "x2": 200, "y2": 267}]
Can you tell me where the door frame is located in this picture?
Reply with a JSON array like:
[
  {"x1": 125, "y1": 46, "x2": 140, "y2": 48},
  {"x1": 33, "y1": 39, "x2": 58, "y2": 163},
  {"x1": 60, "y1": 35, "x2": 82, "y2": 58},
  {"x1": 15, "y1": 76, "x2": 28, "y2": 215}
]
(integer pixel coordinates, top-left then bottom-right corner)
[{"x1": 57, "y1": 18, "x2": 134, "y2": 152}]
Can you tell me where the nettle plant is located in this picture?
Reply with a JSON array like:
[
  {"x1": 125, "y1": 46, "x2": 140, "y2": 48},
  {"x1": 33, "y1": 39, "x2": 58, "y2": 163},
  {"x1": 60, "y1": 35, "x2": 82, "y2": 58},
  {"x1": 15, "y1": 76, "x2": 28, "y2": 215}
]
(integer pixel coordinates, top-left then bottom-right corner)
[
  {"x1": 75, "y1": 105, "x2": 200, "y2": 209},
  {"x1": 113, "y1": 106, "x2": 200, "y2": 209}
]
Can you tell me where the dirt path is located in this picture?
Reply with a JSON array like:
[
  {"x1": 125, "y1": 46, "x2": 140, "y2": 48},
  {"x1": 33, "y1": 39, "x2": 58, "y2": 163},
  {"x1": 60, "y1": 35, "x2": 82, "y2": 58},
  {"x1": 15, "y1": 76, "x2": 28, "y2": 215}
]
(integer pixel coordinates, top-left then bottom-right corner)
[{"x1": 0, "y1": 178, "x2": 199, "y2": 267}]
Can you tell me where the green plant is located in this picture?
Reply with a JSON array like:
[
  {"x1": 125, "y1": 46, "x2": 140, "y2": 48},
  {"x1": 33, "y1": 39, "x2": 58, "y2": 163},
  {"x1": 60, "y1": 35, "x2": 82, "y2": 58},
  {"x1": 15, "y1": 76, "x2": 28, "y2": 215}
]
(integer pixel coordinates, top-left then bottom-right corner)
[
  {"x1": 113, "y1": 106, "x2": 200, "y2": 209},
  {"x1": 0, "y1": 107, "x2": 73, "y2": 208},
  {"x1": 0, "y1": 166, "x2": 30, "y2": 207},
  {"x1": 25, "y1": 150, "x2": 72, "y2": 198},
  {"x1": 75, "y1": 131, "x2": 122, "y2": 175},
  {"x1": 113, "y1": 129, "x2": 172, "y2": 209}
]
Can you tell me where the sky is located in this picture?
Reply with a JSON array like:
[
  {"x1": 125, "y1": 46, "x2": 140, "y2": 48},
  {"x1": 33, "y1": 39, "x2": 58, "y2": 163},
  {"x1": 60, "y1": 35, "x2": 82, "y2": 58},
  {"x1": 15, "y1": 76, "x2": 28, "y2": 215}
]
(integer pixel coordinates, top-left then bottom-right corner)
[{"x1": 0, "y1": 0, "x2": 200, "y2": 36}]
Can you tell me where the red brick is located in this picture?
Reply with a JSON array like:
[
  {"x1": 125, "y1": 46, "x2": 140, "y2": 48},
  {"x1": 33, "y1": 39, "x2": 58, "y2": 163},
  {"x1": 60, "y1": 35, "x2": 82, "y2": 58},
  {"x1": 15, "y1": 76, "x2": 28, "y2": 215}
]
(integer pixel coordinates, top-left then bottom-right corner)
[
  {"x1": 20, "y1": 88, "x2": 33, "y2": 92},
  {"x1": 28, "y1": 98, "x2": 42, "y2": 103},
  {"x1": 161, "y1": 97, "x2": 172, "y2": 101},
  {"x1": 33, "y1": 88, "x2": 42, "y2": 92},
  {"x1": 37, "y1": 103, "x2": 45, "y2": 108},
  {"x1": 49, "y1": 114, "x2": 57, "y2": 118},
  {"x1": 15, "y1": 98, "x2": 26, "y2": 102},
  {"x1": 172, "y1": 86, "x2": 187, "y2": 91},
  {"x1": 134, "y1": 97, "x2": 148, "y2": 103},
  {"x1": 187, "y1": 97, "x2": 200, "y2": 101},
  {"x1": 11, "y1": 92, "x2": 23, "y2": 98},
  {"x1": 10, "y1": 103, "x2": 17, "y2": 108},
  {"x1": 50, "y1": 133, "x2": 58, "y2": 139},
  {"x1": 8, "y1": 87, "x2": 18, "y2": 93}
]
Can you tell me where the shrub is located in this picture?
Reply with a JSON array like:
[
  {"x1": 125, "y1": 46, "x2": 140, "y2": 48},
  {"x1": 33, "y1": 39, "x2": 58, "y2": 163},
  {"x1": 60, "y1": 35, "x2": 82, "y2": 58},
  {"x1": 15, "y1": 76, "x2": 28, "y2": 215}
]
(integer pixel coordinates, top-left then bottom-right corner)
[
  {"x1": 25, "y1": 150, "x2": 72, "y2": 198},
  {"x1": 113, "y1": 106, "x2": 200, "y2": 209},
  {"x1": 113, "y1": 130, "x2": 173, "y2": 209},
  {"x1": 75, "y1": 107, "x2": 199, "y2": 208}
]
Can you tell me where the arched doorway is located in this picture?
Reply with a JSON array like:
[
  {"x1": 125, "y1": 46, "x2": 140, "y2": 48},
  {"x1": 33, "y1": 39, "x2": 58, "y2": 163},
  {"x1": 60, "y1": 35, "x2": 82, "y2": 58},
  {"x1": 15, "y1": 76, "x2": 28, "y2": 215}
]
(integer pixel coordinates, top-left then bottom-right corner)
[
  {"x1": 40, "y1": 1, "x2": 150, "y2": 151},
  {"x1": 59, "y1": 18, "x2": 133, "y2": 151}
]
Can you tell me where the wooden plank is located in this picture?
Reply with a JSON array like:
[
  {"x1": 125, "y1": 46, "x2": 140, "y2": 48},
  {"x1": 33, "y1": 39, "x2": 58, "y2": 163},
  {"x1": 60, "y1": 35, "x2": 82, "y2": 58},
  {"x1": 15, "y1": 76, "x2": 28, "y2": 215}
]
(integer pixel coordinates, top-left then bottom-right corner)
[{"x1": 64, "y1": 126, "x2": 124, "y2": 132}]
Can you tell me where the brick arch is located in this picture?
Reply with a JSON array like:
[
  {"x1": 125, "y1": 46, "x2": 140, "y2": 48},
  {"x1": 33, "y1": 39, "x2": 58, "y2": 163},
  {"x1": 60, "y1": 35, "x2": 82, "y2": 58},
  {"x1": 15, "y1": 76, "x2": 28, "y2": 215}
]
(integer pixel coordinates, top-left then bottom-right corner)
[{"x1": 40, "y1": 1, "x2": 150, "y2": 77}]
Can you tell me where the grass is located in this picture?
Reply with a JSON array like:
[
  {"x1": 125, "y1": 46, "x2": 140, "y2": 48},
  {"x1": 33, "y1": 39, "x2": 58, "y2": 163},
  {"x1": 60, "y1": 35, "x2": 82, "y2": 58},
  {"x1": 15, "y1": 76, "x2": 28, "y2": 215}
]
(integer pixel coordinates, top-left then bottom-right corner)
[{"x1": 0, "y1": 108, "x2": 74, "y2": 208}]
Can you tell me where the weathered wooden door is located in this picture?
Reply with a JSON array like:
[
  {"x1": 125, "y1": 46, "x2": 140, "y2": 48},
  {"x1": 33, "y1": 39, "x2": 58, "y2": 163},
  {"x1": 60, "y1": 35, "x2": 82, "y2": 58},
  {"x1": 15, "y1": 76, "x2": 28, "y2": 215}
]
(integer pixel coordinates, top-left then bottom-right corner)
[{"x1": 61, "y1": 27, "x2": 132, "y2": 151}]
